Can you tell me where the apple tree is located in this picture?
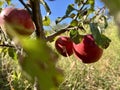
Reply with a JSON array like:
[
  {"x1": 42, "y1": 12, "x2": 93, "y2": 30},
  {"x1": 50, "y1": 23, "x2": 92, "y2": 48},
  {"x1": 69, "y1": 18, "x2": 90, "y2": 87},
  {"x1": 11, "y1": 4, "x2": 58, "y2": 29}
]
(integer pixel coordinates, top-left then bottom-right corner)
[{"x1": 0, "y1": 0, "x2": 119, "y2": 90}]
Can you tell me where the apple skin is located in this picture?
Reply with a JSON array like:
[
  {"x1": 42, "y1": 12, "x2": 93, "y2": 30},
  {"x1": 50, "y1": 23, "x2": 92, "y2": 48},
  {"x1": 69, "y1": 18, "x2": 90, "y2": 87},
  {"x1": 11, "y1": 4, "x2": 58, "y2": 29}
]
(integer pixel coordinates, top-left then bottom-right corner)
[
  {"x1": 0, "y1": 7, "x2": 35, "y2": 35},
  {"x1": 55, "y1": 36, "x2": 73, "y2": 57},
  {"x1": 73, "y1": 34, "x2": 103, "y2": 63}
]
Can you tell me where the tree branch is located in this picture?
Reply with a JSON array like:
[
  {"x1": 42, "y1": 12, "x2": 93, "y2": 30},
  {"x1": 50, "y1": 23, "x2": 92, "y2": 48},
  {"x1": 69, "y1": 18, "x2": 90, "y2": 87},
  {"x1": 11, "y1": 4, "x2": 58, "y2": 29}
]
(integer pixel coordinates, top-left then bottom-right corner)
[
  {"x1": 30, "y1": 0, "x2": 46, "y2": 40},
  {"x1": 46, "y1": 26, "x2": 76, "y2": 42},
  {"x1": 46, "y1": 29, "x2": 68, "y2": 42},
  {"x1": 19, "y1": 0, "x2": 32, "y2": 15}
]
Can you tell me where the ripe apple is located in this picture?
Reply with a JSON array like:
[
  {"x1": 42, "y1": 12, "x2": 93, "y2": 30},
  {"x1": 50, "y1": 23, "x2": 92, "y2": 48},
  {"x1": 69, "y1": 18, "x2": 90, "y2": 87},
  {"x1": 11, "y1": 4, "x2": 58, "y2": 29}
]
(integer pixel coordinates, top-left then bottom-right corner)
[
  {"x1": 0, "y1": 7, "x2": 35, "y2": 36},
  {"x1": 73, "y1": 34, "x2": 103, "y2": 63},
  {"x1": 55, "y1": 36, "x2": 73, "y2": 57}
]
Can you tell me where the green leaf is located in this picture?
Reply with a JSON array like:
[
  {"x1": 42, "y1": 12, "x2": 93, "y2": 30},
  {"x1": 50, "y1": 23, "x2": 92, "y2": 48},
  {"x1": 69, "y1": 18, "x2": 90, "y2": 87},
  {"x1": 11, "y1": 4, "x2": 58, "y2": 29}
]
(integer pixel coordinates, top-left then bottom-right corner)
[
  {"x1": 90, "y1": 23, "x2": 111, "y2": 49},
  {"x1": 6, "y1": 0, "x2": 11, "y2": 5},
  {"x1": 66, "y1": 4, "x2": 75, "y2": 16},
  {"x1": 87, "y1": 0, "x2": 94, "y2": 6},
  {"x1": 0, "y1": 0, "x2": 11, "y2": 7},
  {"x1": 19, "y1": 38, "x2": 63, "y2": 90},
  {"x1": 87, "y1": 0, "x2": 94, "y2": 12},
  {"x1": 43, "y1": 16, "x2": 51, "y2": 26},
  {"x1": 70, "y1": 29, "x2": 82, "y2": 44},
  {"x1": 87, "y1": 8, "x2": 94, "y2": 14},
  {"x1": 100, "y1": 34, "x2": 111, "y2": 49},
  {"x1": 8, "y1": 48, "x2": 17, "y2": 60},
  {"x1": 4, "y1": 21, "x2": 64, "y2": 90},
  {"x1": 70, "y1": 20, "x2": 78, "y2": 26}
]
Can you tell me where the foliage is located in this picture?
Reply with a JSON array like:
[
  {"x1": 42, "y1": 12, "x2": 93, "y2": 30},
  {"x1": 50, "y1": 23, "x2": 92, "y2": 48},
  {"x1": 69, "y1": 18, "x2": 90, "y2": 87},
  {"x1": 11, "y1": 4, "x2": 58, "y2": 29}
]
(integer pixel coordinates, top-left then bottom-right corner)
[
  {"x1": 19, "y1": 38, "x2": 63, "y2": 90},
  {"x1": 55, "y1": 0, "x2": 110, "y2": 49},
  {"x1": 0, "y1": 0, "x2": 120, "y2": 90}
]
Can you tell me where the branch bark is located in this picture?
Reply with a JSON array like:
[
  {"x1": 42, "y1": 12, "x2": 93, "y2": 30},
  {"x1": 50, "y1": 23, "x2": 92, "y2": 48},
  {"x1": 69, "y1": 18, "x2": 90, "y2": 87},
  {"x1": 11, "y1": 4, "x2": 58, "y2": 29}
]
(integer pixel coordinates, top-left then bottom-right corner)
[
  {"x1": 46, "y1": 26, "x2": 74, "y2": 42},
  {"x1": 30, "y1": 0, "x2": 46, "y2": 40},
  {"x1": 46, "y1": 29, "x2": 68, "y2": 42}
]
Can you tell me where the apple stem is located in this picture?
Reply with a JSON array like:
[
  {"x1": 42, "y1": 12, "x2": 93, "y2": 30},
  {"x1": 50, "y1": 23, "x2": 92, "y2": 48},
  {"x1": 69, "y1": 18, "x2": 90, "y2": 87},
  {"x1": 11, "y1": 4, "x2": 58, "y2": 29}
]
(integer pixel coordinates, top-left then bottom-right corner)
[{"x1": 30, "y1": 0, "x2": 46, "y2": 40}]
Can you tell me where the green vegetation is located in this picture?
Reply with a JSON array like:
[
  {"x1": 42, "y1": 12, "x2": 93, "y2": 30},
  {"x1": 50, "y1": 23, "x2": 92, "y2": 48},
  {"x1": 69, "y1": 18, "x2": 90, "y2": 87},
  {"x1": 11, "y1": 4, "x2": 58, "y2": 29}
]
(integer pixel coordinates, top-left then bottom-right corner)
[
  {"x1": 0, "y1": 0, "x2": 120, "y2": 90},
  {"x1": 0, "y1": 21, "x2": 120, "y2": 90},
  {"x1": 57, "y1": 22, "x2": 120, "y2": 90}
]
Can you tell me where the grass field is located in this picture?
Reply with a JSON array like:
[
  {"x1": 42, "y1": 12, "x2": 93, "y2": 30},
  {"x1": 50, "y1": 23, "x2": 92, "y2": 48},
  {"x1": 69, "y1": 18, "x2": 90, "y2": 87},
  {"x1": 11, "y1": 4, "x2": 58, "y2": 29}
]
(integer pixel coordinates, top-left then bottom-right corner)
[
  {"x1": 0, "y1": 21, "x2": 120, "y2": 90},
  {"x1": 56, "y1": 22, "x2": 120, "y2": 90}
]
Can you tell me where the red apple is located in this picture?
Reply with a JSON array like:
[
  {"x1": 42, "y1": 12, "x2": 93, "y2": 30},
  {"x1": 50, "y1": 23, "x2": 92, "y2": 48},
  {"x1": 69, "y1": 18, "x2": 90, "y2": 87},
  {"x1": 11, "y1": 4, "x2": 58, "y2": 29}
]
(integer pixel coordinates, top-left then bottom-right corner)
[
  {"x1": 55, "y1": 36, "x2": 73, "y2": 57},
  {"x1": 0, "y1": 7, "x2": 35, "y2": 36},
  {"x1": 73, "y1": 34, "x2": 103, "y2": 63}
]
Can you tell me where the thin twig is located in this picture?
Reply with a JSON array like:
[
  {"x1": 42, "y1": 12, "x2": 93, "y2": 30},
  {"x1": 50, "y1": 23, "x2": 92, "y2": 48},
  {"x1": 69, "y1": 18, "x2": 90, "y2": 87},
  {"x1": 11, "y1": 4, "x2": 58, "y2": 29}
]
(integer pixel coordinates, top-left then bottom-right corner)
[
  {"x1": 0, "y1": 44, "x2": 14, "y2": 48},
  {"x1": 19, "y1": 0, "x2": 32, "y2": 15},
  {"x1": 75, "y1": 0, "x2": 88, "y2": 20}
]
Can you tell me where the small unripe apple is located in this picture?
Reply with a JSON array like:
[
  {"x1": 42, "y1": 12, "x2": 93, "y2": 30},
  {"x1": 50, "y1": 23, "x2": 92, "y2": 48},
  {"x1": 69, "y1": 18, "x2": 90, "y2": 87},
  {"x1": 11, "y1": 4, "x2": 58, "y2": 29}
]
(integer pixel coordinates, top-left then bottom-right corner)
[
  {"x1": 0, "y1": 7, "x2": 35, "y2": 36},
  {"x1": 55, "y1": 36, "x2": 73, "y2": 57},
  {"x1": 73, "y1": 34, "x2": 103, "y2": 63}
]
